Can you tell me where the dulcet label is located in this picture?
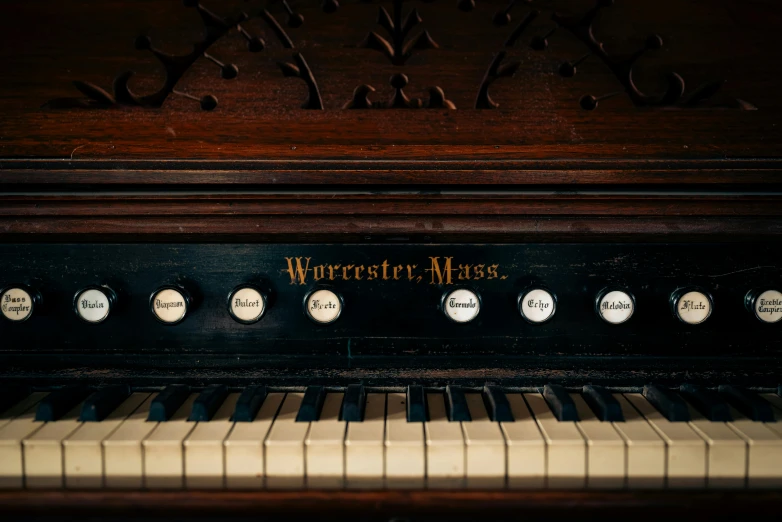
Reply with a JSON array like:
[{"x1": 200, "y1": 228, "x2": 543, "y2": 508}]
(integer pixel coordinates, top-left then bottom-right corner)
[
  {"x1": 229, "y1": 286, "x2": 265, "y2": 323},
  {"x1": 520, "y1": 288, "x2": 555, "y2": 324},
  {"x1": 598, "y1": 290, "x2": 634, "y2": 325},
  {"x1": 75, "y1": 288, "x2": 111, "y2": 323},
  {"x1": 306, "y1": 289, "x2": 342, "y2": 324},
  {"x1": 675, "y1": 290, "x2": 712, "y2": 325},
  {"x1": 1, "y1": 287, "x2": 33, "y2": 322},
  {"x1": 754, "y1": 289, "x2": 782, "y2": 323},
  {"x1": 152, "y1": 288, "x2": 187, "y2": 324},
  {"x1": 443, "y1": 288, "x2": 481, "y2": 323}
]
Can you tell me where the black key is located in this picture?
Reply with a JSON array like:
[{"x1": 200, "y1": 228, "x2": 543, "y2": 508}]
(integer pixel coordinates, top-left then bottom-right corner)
[
  {"x1": 679, "y1": 384, "x2": 731, "y2": 422},
  {"x1": 719, "y1": 385, "x2": 775, "y2": 422},
  {"x1": 582, "y1": 385, "x2": 623, "y2": 422},
  {"x1": 341, "y1": 384, "x2": 366, "y2": 422},
  {"x1": 484, "y1": 386, "x2": 514, "y2": 422},
  {"x1": 0, "y1": 385, "x2": 31, "y2": 416},
  {"x1": 296, "y1": 386, "x2": 326, "y2": 422},
  {"x1": 543, "y1": 384, "x2": 578, "y2": 421},
  {"x1": 643, "y1": 384, "x2": 690, "y2": 422},
  {"x1": 233, "y1": 385, "x2": 267, "y2": 422},
  {"x1": 80, "y1": 385, "x2": 131, "y2": 422},
  {"x1": 406, "y1": 385, "x2": 427, "y2": 423},
  {"x1": 36, "y1": 385, "x2": 91, "y2": 421},
  {"x1": 148, "y1": 384, "x2": 190, "y2": 422},
  {"x1": 778, "y1": 385, "x2": 781, "y2": 398},
  {"x1": 445, "y1": 385, "x2": 471, "y2": 422},
  {"x1": 190, "y1": 384, "x2": 229, "y2": 422}
]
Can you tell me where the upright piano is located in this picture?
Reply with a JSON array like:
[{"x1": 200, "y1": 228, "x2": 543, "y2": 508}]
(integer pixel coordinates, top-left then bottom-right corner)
[{"x1": 1, "y1": 0, "x2": 781, "y2": 519}]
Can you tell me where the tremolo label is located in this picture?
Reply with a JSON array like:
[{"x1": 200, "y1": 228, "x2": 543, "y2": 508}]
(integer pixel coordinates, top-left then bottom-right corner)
[{"x1": 284, "y1": 257, "x2": 508, "y2": 285}]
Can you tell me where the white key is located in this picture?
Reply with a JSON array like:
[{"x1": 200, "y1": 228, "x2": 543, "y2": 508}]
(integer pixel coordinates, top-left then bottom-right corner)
[
  {"x1": 624, "y1": 393, "x2": 707, "y2": 488},
  {"x1": 384, "y1": 392, "x2": 425, "y2": 488},
  {"x1": 142, "y1": 394, "x2": 198, "y2": 489},
  {"x1": 345, "y1": 393, "x2": 386, "y2": 489},
  {"x1": 425, "y1": 393, "x2": 465, "y2": 488},
  {"x1": 305, "y1": 393, "x2": 346, "y2": 488},
  {"x1": 571, "y1": 394, "x2": 625, "y2": 489},
  {"x1": 727, "y1": 405, "x2": 782, "y2": 487},
  {"x1": 524, "y1": 393, "x2": 585, "y2": 488},
  {"x1": 265, "y1": 393, "x2": 308, "y2": 488},
  {"x1": 224, "y1": 393, "x2": 283, "y2": 489},
  {"x1": 462, "y1": 393, "x2": 506, "y2": 488},
  {"x1": 0, "y1": 394, "x2": 47, "y2": 488},
  {"x1": 103, "y1": 393, "x2": 158, "y2": 489},
  {"x1": 23, "y1": 402, "x2": 85, "y2": 488},
  {"x1": 611, "y1": 394, "x2": 665, "y2": 488},
  {"x1": 184, "y1": 393, "x2": 239, "y2": 489},
  {"x1": 501, "y1": 394, "x2": 546, "y2": 488},
  {"x1": 63, "y1": 392, "x2": 149, "y2": 488},
  {"x1": 0, "y1": 393, "x2": 47, "y2": 430},
  {"x1": 685, "y1": 404, "x2": 746, "y2": 488}
]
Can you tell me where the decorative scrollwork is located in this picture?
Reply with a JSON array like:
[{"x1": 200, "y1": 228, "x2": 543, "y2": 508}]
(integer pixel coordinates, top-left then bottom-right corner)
[
  {"x1": 475, "y1": 51, "x2": 520, "y2": 109},
  {"x1": 43, "y1": 0, "x2": 331, "y2": 111},
  {"x1": 278, "y1": 53, "x2": 324, "y2": 110},
  {"x1": 359, "y1": 0, "x2": 439, "y2": 66},
  {"x1": 344, "y1": 73, "x2": 455, "y2": 109}
]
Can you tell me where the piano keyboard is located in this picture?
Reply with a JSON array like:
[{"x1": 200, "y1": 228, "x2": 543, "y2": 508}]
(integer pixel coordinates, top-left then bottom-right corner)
[{"x1": 1, "y1": 384, "x2": 781, "y2": 490}]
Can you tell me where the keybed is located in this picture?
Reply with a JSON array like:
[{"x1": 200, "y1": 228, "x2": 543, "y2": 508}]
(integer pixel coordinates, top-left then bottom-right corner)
[{"x1": 0, "y1": 384, "x2": 781, "y2": 489}]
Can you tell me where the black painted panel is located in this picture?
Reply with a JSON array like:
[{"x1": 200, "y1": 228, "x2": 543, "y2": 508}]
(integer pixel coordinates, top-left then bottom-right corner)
[{"x1": 0, "y1": 243, "x2": 780, "y2": 360}]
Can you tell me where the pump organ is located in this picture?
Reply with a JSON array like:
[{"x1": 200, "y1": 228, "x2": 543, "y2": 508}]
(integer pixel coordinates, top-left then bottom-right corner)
[{"x1": 2, "y1": 0, "x2": 782, "y2": 519}]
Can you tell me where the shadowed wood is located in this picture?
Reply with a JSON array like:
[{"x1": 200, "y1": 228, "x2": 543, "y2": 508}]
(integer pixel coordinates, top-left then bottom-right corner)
[{"x1": 0, "y1": 0, "x2": 779, "y2": 173}]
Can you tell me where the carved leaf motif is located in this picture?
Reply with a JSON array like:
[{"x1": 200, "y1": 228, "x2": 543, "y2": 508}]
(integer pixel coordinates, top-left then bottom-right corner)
[
  {"x1": 377, "y1": 7, "x2": 394, "y2": 34},
  {"x1": 360, "y1": 31, "x2": 395, "y2": 59},
  {"x1": 401, "y1": 8, "x2": 422, "y2": 37},
  {"x1": 685, "y1": 80, "x2": 724, "y2": 106},
  {"x1": 496, "y1": 61, "x2": 521, "y2": 78},
  {"x1": 278, "y1": 62, "x2": 301, "y2": 77},
  {"x1": 402, "y1": 30, "x2": 438, "y2": 57},
  {"x1": 72, "y1": 81, "x2": 115, "y2": 105}
]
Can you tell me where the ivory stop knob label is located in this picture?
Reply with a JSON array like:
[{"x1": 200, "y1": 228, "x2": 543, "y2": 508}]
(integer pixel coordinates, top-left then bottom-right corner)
[
  {"x1": 673, "y1": 290, "x2": 712, "y2": 325},
  {"x1": 752, "y1": 289, "x2": 782, "y2": 324},
  {"x1": 520, "y1": 288, "x2": 556, "y2": 324},
  {"x1": 151, "y1": 287, "x2": 188, "y2": 324},
  {"x1": 305, "y1": 289, "x2": 342, "y2": 324},
  {"x1": 75, "y1": 287, "x2": 112, "y2": 323},
  {"x1": 1, "y1": 287, "x2": 34, "y2": 322},
  {"x1": 597, "y1": 289, "x2": 634, "y2": 325},
  {"x1": 442, "y1": 288, "x2": 481, "y2": 323},
  {"x1": 229, "y1": 286, "x2": 266, "y2": 324}
]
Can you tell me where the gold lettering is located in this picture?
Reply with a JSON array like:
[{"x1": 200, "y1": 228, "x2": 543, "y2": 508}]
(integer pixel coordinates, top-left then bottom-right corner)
[
  {"x1": 406, "y1": 264, "x2": 418, "y2": 281},
  {"x1": 381, "y1": 260, "x2": 390, "y2": 281},
  {"x1": 393, "y1": 265, "x2": 403, "y2": 280},
  {"x1": 284, "y1": 257, "x2": 311, "y2": 285},
  {"x1": 487, "y1": 264, "x2": 500, "y2": 280},
  {"x1": 473, "y1": 264, "x2": 485, "y2": 280},
  {"x1": 328, "y1": 264, "x2": 341, "y2": 281},
  {"x1": 354, "y1": 265, "x2": 365, "y2": 280},
  {"x1": 313, "y1": 265, "x2": 325, "y2": 281},
  {"x1": 427, "y1": 257, "x2": 454, "y2": 285},
  {"x1": 343, "y1": 264, "x2": 354, "y2": 281},
  {"x1": 457, "y1": 264, "x2": 471, "y2": 280},
  {"x1": 367, "y1": 265, "x2": 379, "y2": 280}
]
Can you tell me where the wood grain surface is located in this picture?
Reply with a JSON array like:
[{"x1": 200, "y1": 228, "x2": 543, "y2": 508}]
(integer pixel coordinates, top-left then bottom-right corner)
[{"x1": 0, "y1": 0, "x2": 779, "y2": 174}]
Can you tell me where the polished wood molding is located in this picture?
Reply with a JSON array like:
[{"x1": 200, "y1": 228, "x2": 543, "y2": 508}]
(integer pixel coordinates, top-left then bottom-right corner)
[{"x1": 0, "y1": 490, "x2": 780, "y2": 518}]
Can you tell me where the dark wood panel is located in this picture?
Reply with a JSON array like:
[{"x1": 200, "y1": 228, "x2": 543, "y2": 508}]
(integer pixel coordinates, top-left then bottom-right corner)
[
  {"x1": 0, "y1": 0, "x2": 779, "y2": 167},
  {"x1": 2, "y1": 159, "x2": 782, "y2": 186},
  {"x1": 1, "y1": 490, "x2": 780, "y2": 520}
]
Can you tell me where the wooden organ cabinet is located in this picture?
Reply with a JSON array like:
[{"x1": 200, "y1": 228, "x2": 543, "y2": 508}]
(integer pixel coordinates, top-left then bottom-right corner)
[{"x1": 0, "y1": 0, "x2": 781, "y2": 519}]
